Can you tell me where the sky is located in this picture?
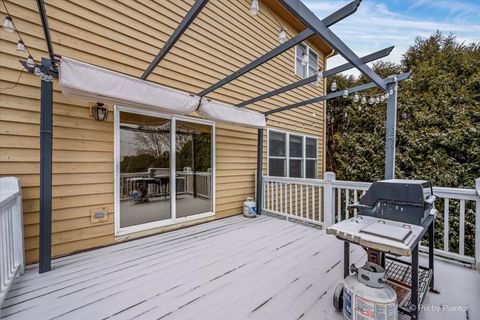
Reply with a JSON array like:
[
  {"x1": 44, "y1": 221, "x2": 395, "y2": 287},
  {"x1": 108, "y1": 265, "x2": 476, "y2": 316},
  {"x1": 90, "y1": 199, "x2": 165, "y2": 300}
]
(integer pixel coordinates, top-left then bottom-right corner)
[{"x1": 305, "y1": 0, "x2": 480, "y2": 76}]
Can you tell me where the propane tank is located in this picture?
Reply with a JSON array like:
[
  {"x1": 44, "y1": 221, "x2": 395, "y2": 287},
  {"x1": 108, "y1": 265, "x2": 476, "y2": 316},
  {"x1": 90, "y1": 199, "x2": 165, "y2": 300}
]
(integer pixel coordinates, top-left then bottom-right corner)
[
  {"x1": 335, "y1": 262, "x2": 398, "y2": 320},
  {"x1": 243, "y1": 197, "x2": 257, "y2": 218}
]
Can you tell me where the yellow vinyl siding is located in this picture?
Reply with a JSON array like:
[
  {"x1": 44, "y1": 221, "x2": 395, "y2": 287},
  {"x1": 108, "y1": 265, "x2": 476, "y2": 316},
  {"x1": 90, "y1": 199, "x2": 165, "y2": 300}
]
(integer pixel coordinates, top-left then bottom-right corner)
[{"x1": 0, "y1": 0, "x2": 326, "y2": 264}]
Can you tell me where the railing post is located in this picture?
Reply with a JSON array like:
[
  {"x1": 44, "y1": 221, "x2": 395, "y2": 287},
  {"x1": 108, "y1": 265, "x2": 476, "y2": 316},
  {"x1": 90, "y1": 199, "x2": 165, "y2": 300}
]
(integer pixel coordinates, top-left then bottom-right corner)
[
  {"x1": 256, "y1": 128, "x2": 264, "y2": 215},
  {"x1": 475, "y1": 178, "x2": 480, "y2": 271},
  {"x1": 323, "y1": 172, "x2": 336, "y2": 227}
]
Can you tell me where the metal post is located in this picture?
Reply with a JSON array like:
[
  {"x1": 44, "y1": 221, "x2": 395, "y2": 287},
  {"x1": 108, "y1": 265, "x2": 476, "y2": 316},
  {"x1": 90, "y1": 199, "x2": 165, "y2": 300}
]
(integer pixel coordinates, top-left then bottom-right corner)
[
  {"x1": 429, "y1": 221, "x2": 435, "y2": 289},
  {"x1": 39, "y1": 58, "x2": 53, "y2": 273},
  {"x1": 323, "y1": 171, "x2": 335, "y2": 227},
  {"x1": 256, "y1": 128, "x2": 264, "y2": 215},
  {"x1": 411, "y1": 243, "x2": 419, "y2": 319},
  {"x1": 344, "y1": 242, "x2": 350, "y2": 278},
  {"x1": 384, "y1": 85, "x2": 397, "y2": 179}
]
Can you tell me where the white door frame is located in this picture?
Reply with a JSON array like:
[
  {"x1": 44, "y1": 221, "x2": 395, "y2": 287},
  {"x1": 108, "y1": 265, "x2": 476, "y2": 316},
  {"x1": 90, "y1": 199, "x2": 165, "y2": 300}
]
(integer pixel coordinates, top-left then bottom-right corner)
[{"x1": 114, "y1": 106, "x2": 216, "y2": 236}]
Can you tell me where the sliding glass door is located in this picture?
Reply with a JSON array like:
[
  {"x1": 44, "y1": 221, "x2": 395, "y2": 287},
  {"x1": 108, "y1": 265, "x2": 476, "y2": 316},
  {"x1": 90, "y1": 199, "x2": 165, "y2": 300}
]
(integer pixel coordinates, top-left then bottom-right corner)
[{"x1": 115, "y1": 107, "x2": 214, "y2": 235}]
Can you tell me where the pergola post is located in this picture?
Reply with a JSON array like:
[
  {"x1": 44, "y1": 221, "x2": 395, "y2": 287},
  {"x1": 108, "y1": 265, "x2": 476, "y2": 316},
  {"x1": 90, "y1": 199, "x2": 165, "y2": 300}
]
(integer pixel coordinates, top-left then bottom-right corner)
[
  {"x1": 256, "y1": 128, "x2": 264, "y2": 215},
  {"x1": 39, "y1": 58, "x2": 53, "y2": 273},
  {"x1": 384, "y1": 85, "x2": 397, "y2": 179}
]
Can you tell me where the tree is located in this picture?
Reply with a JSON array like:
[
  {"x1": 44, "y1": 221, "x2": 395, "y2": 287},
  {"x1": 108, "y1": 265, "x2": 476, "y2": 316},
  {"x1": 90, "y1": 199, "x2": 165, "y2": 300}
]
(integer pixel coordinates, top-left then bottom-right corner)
[{"x1": 326, "y1": 32, "x2": 480, "y2": 256}]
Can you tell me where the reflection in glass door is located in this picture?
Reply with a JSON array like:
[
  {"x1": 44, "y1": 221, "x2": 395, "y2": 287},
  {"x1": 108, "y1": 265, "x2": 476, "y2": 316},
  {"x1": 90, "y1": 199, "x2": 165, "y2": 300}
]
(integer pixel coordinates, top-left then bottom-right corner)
[
  {"x1": 118, "y1": 111, "x2": 171, "y2": 228},
  {"x1": 116, "y1": 108, "x2": 215, "y2": 234},
  {"x1": 175, "y1": 121, "x2": 213, "y2": 218}
]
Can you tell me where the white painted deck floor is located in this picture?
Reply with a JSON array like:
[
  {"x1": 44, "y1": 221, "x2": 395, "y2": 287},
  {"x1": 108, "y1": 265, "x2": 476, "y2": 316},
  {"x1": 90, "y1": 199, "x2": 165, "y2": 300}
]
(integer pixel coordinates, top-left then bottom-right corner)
[{"x1": 2, "y1": 215, "x2": 479, "y2": 320}]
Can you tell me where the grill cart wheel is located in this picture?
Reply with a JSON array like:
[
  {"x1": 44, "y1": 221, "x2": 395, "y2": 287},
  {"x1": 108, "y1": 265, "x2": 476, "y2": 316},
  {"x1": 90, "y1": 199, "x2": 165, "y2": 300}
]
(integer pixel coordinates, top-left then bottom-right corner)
[{"x1": 333, "y1": 283, "x2": 344, "y2": 311}]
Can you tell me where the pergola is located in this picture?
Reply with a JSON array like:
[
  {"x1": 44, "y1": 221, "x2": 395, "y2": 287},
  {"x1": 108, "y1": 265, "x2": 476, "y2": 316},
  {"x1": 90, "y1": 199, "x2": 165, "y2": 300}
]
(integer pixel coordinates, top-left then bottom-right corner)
[{"x1": 22, "y1": 0, "x2": 409, "y2": 273}]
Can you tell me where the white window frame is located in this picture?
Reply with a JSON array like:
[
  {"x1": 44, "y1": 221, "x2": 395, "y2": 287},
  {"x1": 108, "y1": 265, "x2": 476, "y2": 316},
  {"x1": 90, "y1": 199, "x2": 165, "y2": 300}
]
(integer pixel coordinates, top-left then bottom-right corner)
[
  {"x1": 267, "y1": 128, "x2": 318, "y2": 179},
  {"x1": 114, "y1": 105, "x2": 216, "y2": 236},
  {"x1": 294, "y1": 43, "x2": 319, "y2": 79}
]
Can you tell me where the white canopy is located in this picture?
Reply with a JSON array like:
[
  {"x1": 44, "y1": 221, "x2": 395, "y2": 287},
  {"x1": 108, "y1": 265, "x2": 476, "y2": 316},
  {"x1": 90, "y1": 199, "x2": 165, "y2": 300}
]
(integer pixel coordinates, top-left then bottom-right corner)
[
  {"x1": 198, "y1": 100, "x2": 266, "y2": 128},
  {"x1": 59, "y1": 57, "x2": 200, "y2": 114}
]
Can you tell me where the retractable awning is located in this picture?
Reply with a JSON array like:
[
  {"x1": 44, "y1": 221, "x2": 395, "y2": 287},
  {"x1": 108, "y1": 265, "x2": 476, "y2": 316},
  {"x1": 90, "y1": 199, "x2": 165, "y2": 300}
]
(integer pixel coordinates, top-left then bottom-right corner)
[
  {"x1": 198, "y1": 99, "x2": 266, "y2": 128},
  {"x1": 59, "y1": 57, "x2": 201, "y2": 114}
]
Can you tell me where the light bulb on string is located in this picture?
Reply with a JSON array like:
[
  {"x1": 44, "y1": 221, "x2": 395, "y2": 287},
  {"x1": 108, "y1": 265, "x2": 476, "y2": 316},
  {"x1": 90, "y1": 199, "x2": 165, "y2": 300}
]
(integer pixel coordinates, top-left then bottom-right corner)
[
  {"x1": 278, "y1": 29, "x2": 286, "y2": 44},
  {"x1": 2, "y1": 16, "x2": 15, "y2": 32},
  {"x1": 368, "y1": 97, "x2": 374, "y2": 105},
  {"x1": 389, "y1": 88, "x2": 394, "y2": 95},
  {"x1": 250, "y1": 0, "x2": 259, "y2": 15},
  {"x1": 353, "y1": 92, "x2": 359, "y2": 103},
  {"x1": 34, "y1": 66, "x2": 41, "y2": 76},
  {"x1": 330, "y1": 79, "x2": 337, "y2": 92},
  {"x1": 375, "y1": 96, "x2": 380, "y2": 104},
  {"x1": 16, "y1": 40, "x2": 25, "y2": 53},
  {"x1": 26, "y1": 55, "x2": 35, "y2": 68},
  {"x1": 47, "y1": 74, "x2": 54, "y2": 82},
  {"x1": 342, "y1": 89, "x2": 349, "y2": 98},
  {"x1": 380, "y1": 95, "x2": 385, "y2": 102},
  {"x1": 301, "y1": 52, "x2": 309, "y2": 66},
  {"x1": 358, "y1": 104, "x2": 362, "y2": 111},
  {"x1": 385, "y1": 92, "x2": 389, "y2": 99},
  {"x1": 40, "y1": 72, "x2": 47, "y2": 82},
  {"x1": 361, "y1": 96, "x2": 366, "y2": 105}
]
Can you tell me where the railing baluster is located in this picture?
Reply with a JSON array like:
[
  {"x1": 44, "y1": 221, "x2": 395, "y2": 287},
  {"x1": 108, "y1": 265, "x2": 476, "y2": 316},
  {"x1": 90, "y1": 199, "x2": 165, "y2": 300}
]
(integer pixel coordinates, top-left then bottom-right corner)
[
  {"x1": 345, "y1": 189, "x2": 350, "y2": 219},
  {"x1": 275, "y1": 182, "x2": 279, "y2": 212},
  {"x1": 312, "y1": 186, "x2": 315, "y2": 221},
  {"x1": 444, "y1": 198, "x2": 449, "y2": 252},
  {"x1": 295, "y1": 184, "x2": 298, "y2": 216},
  {"x1": 306, "y1": 185, "x2": 309, "y2": 220},
  {"x1": 289, "y1": 184, "x2": 293, "y2": 215},
  {"x1": 300, "y1": 185, "x2": 304, "y2": 218},
  {"x1": 459, "y1": 199, "x2": 465, "y2": 256},
  {"x1": 353, "y1": 190, "x2": 358, "y2": 216},
  {"x1": 318, "y1": 186, "x2": 321, "y2": 223},
  {"x1": 337, "y1": 188, "x2": 341, "y2": 222}
]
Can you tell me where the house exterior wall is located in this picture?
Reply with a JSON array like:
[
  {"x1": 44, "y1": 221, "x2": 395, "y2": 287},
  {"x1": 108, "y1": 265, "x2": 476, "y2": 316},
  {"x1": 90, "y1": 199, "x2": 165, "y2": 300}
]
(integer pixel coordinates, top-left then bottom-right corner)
[{"x1": 0, "y1": 0, "x2": 328, "y2": 264}]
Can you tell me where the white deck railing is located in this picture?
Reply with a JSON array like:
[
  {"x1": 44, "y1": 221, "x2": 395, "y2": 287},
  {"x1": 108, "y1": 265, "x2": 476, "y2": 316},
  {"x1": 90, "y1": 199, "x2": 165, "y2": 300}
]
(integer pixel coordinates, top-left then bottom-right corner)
[
  {"x1": 0, "y1": 177, "x2": 25, "y2": 308},
  {"x1": 262, "y1": 173, "x2": 480, "y2": 269}
]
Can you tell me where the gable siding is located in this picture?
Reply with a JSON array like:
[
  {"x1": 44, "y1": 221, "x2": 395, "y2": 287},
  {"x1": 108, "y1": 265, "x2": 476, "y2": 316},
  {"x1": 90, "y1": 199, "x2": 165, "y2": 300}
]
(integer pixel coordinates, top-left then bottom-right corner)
[{"x1": 0, "y1": 0, "x2": 326, "y2": 264}]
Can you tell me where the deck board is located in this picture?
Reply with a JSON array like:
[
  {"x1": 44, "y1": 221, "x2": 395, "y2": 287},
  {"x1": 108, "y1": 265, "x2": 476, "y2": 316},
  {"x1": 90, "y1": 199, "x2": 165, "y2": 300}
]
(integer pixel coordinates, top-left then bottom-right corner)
[{"x1": 2, "y1": 215, "x2": 479, "y2": 320}]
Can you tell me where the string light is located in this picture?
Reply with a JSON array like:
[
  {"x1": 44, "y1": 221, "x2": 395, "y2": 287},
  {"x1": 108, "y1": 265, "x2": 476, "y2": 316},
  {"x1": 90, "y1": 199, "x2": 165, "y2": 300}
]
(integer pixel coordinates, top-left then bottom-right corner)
[
  {"x1": 2, "y1": 15, "x2": 14, "y2": 32},
  {"x1": 250, "y1": 0, "x2": 259, "y2": 15},
  {"x1": 353, "y1": 92, "x2": 359, "y2": 103},
  {"x1": 380, "y1": 95, "x2": 385, "y2": 102},
  {"x1": 375, "y1": 96, "x2": 380, "y2": 104},
  {"x1": 342, "y1": 89, "x2": 348, "y2": 98},
  {"x1": 16, "y1": 40, "x2": 25, "y2": 53},
  {"x1": 278, "y1": 29, "x2": 286, "y2": 44},
  {"x1": 330, "y1": 79, "x2": 337, "y2": 92},
  {"x1": 26, "y1": 55, "x2": 35, "y2": 68},
  {"x1": 368, "y1": 97, "x2": 374, "y2": 105},
  {"x1": 385, "y1": 92, "x2": 390, "y2": 99},
  {"x1": 361, "y1": 96, "x2": 366, "y2": 105},
  {"x1": 34, "y1": 66, "x2": 41, "y2": 76},
  {"x1": 389, "y1": 88, "x2": 394, "y2": 95}
]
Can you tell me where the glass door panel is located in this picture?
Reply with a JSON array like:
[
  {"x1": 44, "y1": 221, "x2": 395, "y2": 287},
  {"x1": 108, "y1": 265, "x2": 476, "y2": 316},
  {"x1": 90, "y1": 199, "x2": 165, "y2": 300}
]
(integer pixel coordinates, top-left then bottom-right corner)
[
  {"x1": 175, "y1": 120, "x2": 213, "y2": 218},
  {"x1": 119, "y1": 111, "x2": 171, "y2": 228}
]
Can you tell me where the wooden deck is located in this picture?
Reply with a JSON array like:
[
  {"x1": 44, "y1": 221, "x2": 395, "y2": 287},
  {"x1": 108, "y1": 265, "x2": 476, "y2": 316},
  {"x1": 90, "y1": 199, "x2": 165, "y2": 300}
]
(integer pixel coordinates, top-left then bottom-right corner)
[{"x1": 2, "y1": 215, "x2": 479, "y2": 320}]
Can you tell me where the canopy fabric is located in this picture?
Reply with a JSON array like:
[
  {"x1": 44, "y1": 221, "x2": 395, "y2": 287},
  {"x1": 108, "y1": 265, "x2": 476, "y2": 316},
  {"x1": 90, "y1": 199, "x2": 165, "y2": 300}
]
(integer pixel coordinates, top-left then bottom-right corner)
[
  {"x1": 198, "y1": 99, "x2": 266, "y2": 128},
  {"x1": 58, "y1": 57, "x2": 200, "y2": 114}
]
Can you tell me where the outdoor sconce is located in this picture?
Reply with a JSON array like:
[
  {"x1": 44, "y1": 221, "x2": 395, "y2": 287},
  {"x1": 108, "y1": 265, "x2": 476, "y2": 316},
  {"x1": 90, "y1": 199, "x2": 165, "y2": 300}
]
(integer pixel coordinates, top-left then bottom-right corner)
[{"x1": 90, "y1": 102, "x2": 108, "y2": 121}]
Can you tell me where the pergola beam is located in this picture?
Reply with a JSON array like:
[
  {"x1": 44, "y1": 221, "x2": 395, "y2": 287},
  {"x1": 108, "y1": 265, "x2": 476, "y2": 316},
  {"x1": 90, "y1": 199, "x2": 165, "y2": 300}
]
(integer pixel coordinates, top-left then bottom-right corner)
[
  {"x1": 36, "y1": 0, "x2": 55, "y2": 64},
  {"x1": 198, "y1": 29, "x2": 314, "y2": 96},
  {"x1": 141, "y1": 0, "x2": 209, "y2": 80},
  {"x1": 236, "y1": 46, "x2": 393, "y2": 108},
  {"x1": 277, "y1": 0, "x2": 387, "y2": 91},
  {"x1": 322, "y1": 0, "x2": 361, "y2": 27},
  {"x1": 198, "y1": 0, "x2": 361, "y2": 97},
  {"x1": 265, "y1": 72, "x2": 410, "y2": 115}
]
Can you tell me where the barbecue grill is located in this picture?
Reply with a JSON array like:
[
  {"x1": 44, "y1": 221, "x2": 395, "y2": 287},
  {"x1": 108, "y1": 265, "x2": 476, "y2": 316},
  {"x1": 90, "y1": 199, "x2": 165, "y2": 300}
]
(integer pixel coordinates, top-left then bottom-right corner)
[{"x1": 327, "y1": 179, "x2": 438, "y2": 320}]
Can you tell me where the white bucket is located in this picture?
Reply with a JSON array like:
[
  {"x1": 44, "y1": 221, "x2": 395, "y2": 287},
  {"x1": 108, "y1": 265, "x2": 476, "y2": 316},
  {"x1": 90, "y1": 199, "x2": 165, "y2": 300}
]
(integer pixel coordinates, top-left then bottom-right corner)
[{"x1": 243, "y1": 197, "x2": 257, "y2": 218}]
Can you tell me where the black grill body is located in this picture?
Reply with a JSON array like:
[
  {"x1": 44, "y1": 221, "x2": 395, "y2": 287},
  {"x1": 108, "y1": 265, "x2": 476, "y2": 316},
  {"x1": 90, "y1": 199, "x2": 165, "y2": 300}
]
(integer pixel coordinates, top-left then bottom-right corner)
[{"x1": 355, "y1": 179, "x2": 436, "y2": 225}]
